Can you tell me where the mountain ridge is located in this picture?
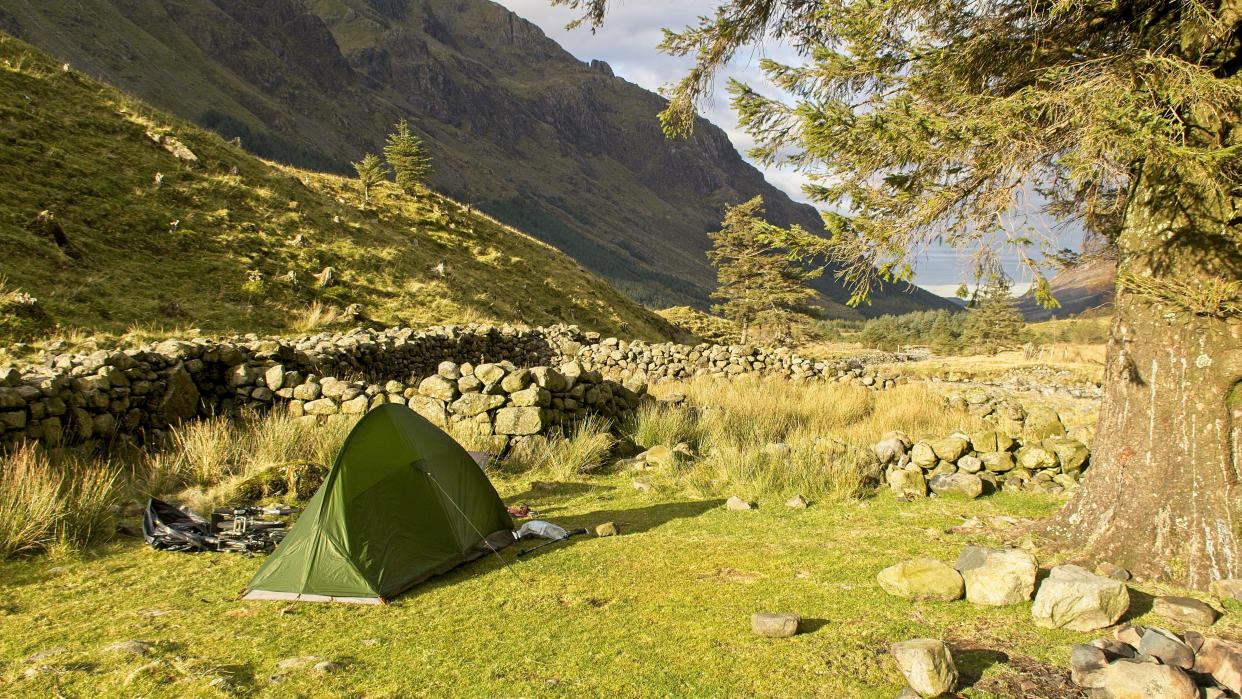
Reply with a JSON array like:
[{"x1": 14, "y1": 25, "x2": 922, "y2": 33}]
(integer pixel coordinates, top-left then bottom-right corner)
[{"x1": 0, "y1": 0, "x2": 953, "y2": 317}]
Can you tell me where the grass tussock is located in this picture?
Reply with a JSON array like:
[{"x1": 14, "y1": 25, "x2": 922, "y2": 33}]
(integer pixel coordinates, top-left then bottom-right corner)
[
  {"x1": 618, "y1": 377, "x2": 988, "y2": 502},
  {"x1": 0, "y1": 442, "x2": 120, "y2": 557},
  {"x1": 501, "y1": 416, "x2": 616, "y2": 479}
]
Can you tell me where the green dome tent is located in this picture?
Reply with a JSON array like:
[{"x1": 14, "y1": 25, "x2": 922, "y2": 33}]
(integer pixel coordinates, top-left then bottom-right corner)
[{"x1": 242, "y1": 403, "x2": 514, "y2": 604}]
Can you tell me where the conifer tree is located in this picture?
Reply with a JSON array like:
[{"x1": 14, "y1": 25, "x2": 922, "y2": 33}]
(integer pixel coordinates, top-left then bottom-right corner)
[
  {"x1": 963, "y1": 278, "x2": 1027, "y2": 354},
  {"x1": 383, "y1": 120, "x2": 432, "y2": 194},
  {"x1": 708, "y1": 197, "x2": 818, "y2": 343},
  {"x1": 560, "y1": 0, "x2": 1242, "y2": 589},
  {"x1": 351, "y1": 153, "x2": 387, "y2": 208}
]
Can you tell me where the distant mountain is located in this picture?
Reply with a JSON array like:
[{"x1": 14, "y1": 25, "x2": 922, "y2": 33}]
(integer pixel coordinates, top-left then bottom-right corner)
[
  {"x1": 942, "y1": 296, "x2": 969, "y2": 308},
  {"x1": 0, "y1": 33, "x2": 676, "y2": 342},
  {"x1": 1018, "y1": 258, "x2": 1116, "y2": 320},
  {"x1": 0, "y1": 0, "x2": 953, "y2": 317}
]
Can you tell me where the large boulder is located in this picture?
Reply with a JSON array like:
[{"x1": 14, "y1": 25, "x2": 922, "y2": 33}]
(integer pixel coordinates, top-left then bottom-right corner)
[
  {"x1": 1015, "y1": 445, "x2": 1058, "y2": 471},
  {"x1": 1024, "y1": 404, "x2": 1066, "y2": 439},
  {"x1": 155, "y1": 364, "x2": 199, "y2": 423},
  {"x1": 1153, "y1": 596, "x2": 1217, "y2": 627},
  {"x1": 928, "y1": 473, "x2": 984, "y2": 499},
  {"x1": 888, "y1": 469, "x2": 927, "y2": 499},
  {"x1": 960, "y1": 548, "x2": 1038, "y2": 606},
  {"x1": 450, "y1": 393, "x2": 506, "y2": 417},
  {"x1": 910, "y1": 443, "x2": 938, "y2": 467},
  {"x1": 408, "y1": 396, "x2": 447, "y2": 426},
  {"x1": 1032, "y1": 565, "x2": 1129, "y2": 631},
  {"x1": 418, "y1": 375, "x2": 459, "y2": 402},
  {"x1": 890, "y1": 639, "x2": 957, "y2": 697},
  {"x1": 878, "y1": 559, "x2": 964, "y2": 601},
  {"x1": 494, "y1": 407, "x2": 546, "y2": 435},
  {"x1": 978, "y1": 451, "x2": 1016, "y2": 473},
  {"x1": 1096, "y1": 659, "x2": 1197, "y2": 699},
  {"x1": 1043, "y1": 436, "x2": 1090, "y2": 474},
  {"x1": 929, "y1": 436, "x2": 970, "y2": 462}
]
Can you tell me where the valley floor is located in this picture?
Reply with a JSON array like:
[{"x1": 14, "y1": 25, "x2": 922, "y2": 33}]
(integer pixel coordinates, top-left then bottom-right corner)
[{"x1": 2, "y1": 476, "x2": 1236, "y2": 697}]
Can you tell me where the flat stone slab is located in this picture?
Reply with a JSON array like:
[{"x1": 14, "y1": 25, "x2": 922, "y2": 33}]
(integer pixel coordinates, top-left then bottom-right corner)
[{"x1": 1153, "y1": 596, "x2": 1217, "y2": 627}]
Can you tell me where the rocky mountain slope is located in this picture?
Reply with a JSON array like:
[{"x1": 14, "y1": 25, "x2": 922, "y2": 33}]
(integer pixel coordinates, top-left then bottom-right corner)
[
  {"x1": 0, "y1": 0, "x2": 952, "y2": 316},
  {"x1": 0, "y1": 33, "x2": 676, "y2": 344},
  {"x1": 1018, "y1": 258, "x2": 1116, "y2": 320}
]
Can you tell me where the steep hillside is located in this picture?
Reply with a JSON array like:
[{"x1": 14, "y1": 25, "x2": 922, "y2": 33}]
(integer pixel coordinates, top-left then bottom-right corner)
[
  {"x1": 1018, "y1": 258, "x2": 1116, "y2": 320},
  {"x1": 0, "y1": 0, "x2": 953, "y2": 316},
  {"x1": 0, "y1": 34, "x2": 677, "y2": 343}
]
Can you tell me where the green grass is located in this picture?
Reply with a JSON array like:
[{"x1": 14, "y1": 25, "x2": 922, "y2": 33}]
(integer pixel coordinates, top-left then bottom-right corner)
[
  {"x1": 0, "y1": 373, "x2": 1190, "y2": 697},
  {"x1": 2, "y1": 480, "x2": 1233, "y2": 697},
  {"x1": 0, "y1": 33, "x2": 676, "y2": 351}
]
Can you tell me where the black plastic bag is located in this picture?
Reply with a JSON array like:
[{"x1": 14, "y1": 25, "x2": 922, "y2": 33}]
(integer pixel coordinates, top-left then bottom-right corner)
[{"x1": 142, "y1": 498, "x2": 214, "y2": 552}]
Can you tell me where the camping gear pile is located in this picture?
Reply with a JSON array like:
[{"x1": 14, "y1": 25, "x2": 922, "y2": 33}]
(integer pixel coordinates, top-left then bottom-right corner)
[{"x1": 142, "y1": 500, "x2": 297, "y2": 553}]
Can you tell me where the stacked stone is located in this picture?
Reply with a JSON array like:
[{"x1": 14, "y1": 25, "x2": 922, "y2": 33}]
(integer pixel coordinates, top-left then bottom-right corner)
[
  {"x1": 875, "y1": 423, "x2": 1091, "y2": 499},
  {"x1": 0, "y1": 322, "x2": 923, "y2": 449},
  {"x1": 288, "y1": 360, "x2": 645, "y2": 453}
]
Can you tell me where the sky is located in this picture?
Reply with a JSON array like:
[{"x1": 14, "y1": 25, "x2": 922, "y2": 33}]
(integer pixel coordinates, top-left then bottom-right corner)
[{"x1": 494, "y1": 0, "x2": 1081, "y2": 297}]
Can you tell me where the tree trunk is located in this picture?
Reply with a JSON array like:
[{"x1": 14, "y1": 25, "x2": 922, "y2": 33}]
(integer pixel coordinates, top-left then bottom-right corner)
[{"x1": 1038, "y1": 167, "x2": 1242, "y2": 590}]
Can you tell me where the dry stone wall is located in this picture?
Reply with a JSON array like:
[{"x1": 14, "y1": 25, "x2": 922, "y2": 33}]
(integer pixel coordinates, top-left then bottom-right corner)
[{"x1": 0, "y1": 323, "x2": 921, "y2": 450}]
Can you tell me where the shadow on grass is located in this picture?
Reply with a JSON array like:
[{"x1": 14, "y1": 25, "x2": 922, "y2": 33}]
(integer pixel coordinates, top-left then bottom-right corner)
[
  {"x1": 393, "y1": 498, "x2": 724, "y2": 603},
  {"x1": 1119, "y1": 587, "x2": 1155, "y2": 623},
  {"x1": 799, "y1": 618, "x2": 830, "y2": 634},
  {"x1": 948, "y1": 644, "x2": 1009, "y2": 686}
]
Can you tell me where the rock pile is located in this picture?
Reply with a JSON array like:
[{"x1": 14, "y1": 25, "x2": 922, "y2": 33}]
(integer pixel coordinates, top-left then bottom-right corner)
[
  {"x1": 874, "y1": 414, "x2": 1091, "y2": 499},
  {"x1": 1071, "y1": 624, "x2": 1240, "y2": 697},
  {"x1": 2, "y1": 322, "x2": 922, "y2": 449}
]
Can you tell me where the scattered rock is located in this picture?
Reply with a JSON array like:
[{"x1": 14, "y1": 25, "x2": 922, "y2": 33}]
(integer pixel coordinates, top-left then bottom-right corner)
[
  {"x1": 750, "y1": 612, "x2": 800, "y2": 638},
  {"x1": 1032, "y1": 565, "x2": 1129, "y2": 632},
  {"x1": 313, "y1": 661, "x2": 343, "y2": 675},
  {"x1": 785, "y1": 494, "x2": 808, "y2": 509},
  {"x1": 890, "y1": 639, "x2": 958, "y2": 697},
  {"x1": 638, "y1": 444, "x2": 676, "y2": 467},
  {"x1": 1096, "y1": 659, "x2": 1197, "y2": 699},
  {"x1": 1114, "y1": 623, "x2": 1145, "y2": 647},
  {"x1": 595, "y1": 522, "x2": 618, "y2": 537},
  {"x1": 726, "y1": 496, "x2": 753, "y2": 511},
  {"x1": 632, "y1": 480, "x2": 653, "y2": 493},
  {"x1": 1137, "y1": 627, "x2": 1195, "y2": 669},
  {"x1": 1070, "y1": 643, "x2": 1108, "y2": 688},
  {"x1": 1194, "y1": 637, "x2": 1242, "y2": 692},
  {"x1": 960, "y1": 548, "x2": 1038, "y2": 606},
  {"x1": 1095, "y1": 562, "x2": 1131, "y2": 581},
  {"x1": 878, "y1": 559, "x2": 964, "y2": 602},
  {"x1": 1153, "y1": 596, "x2": 1217, "y2": 627}
]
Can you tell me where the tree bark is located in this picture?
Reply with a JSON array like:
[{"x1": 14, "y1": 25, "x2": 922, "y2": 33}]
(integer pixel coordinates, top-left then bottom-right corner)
[{"x1": 1039, "y1": 168, "x2": 1242, "y2": 589}]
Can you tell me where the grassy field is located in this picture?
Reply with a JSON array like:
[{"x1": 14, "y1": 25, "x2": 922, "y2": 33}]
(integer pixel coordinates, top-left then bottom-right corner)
[{"x1": 1, "y1": 375, "x2": 1234, "y2": 697}]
